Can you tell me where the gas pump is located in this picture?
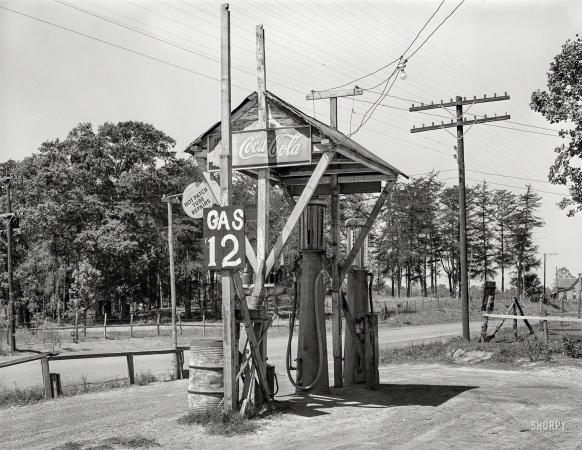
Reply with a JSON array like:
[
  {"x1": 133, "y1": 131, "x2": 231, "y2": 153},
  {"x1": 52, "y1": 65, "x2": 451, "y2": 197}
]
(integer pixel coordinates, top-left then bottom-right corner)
[
  {"x1": 344, "y1": 218, "x2": 370, "y2": 385},
  {"x1": 286, "y1": 199, "x2": 329, "y2": 394}
]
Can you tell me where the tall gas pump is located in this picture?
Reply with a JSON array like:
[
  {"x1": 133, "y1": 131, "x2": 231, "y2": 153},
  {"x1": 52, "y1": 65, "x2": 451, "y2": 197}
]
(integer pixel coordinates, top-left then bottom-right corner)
[
  {"x1": 344, "y1": 218, "x2": 370, "y2": 385},
  {"x1": 286, "y1": 199, "x2": 329, "y2": 394}
]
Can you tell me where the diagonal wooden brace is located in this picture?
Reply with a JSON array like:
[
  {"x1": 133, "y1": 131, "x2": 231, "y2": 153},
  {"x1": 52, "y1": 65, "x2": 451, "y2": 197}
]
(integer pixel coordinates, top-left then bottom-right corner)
[
  {"x1": 339, "y1": 181, "x2": 394, "y2": 283},
  {"x1": 231, "y1": 271, "x2": 271, "y2": 406},
  {"x1": 264, "y1": 150, "x2": 335, "y2": 279}
]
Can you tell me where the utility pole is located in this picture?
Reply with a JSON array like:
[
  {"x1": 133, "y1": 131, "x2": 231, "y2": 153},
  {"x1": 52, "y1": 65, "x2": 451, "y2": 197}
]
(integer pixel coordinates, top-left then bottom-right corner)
[
  {"x1": 306, "y1": 86, "x2": 362, "y2": 388},
  {"x1": 1, "y1": 176, "x2": 16, "y2": 352},
  {"x1": 410, "y1": 93, "x2": 510, "y2": 341},
  {"x1": 220, "y1": 3, "x2": 236, "y2": 411},
  {"x1": 161, "y1": 194, "x2": 181, "y2": 380},
  {"x1": 543, "y1": 253, "x2": 557, "y2": 314}
]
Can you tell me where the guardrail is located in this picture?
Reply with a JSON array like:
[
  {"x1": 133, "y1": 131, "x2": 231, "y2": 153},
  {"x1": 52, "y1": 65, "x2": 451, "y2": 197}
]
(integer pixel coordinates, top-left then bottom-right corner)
[{"x1": 0, "y1": 347, "x2": 189, "y2": 399}]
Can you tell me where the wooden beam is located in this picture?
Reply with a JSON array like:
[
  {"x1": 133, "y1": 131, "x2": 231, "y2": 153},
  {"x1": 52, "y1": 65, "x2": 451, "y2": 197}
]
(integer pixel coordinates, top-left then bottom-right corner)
[
  {"x1": 330, "y1": 175, "x2": 342, "y2": 388},
  {"x1": 264, "y1": 150, "x2": 335, "y2": 278},
  {"x1": 340, "y1": 182, "x2": 393, "y2": 283},
  {"x1": 289, "y1": 181, "x2": 381, "y2": 196},
  {"x1": 484, "y1": 314, "x2": 582, "y2": 324},
  {"x1": 306, "y1": 87, "x2": 364, "y2": 100},
  {"x1": 278, "y1": 167, "x2": 378, "y2": 177},
  {"x1": 283, "y1": 174, "x2": 392, "y2": 185},
  {"x1": 220, "y1": 2, "x2": 237, "y2": 411},
  {"x1": 335, "y1": 147, "x2": 400, "y2": 178}
]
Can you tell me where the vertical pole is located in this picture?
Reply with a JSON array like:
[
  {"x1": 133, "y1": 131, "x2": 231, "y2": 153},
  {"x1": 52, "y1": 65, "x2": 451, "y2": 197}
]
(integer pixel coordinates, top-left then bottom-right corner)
[
  {"x1": 330, "y1": 97, "x2": 338, "y2": 129},
  {"x1": 254, "y1": 24, "x2": 269, "y2": 380},
  {"x1": 221, "y1": 3, "x2": 237, "y2": 411},
  {"x1": 543, "y1": 253, "x2": 546, "y2": 314},
  {"x1": 130, "y1": 313, "x2": 133, "y2": 338},
  {"x1": 5, "y1": 179, "x2": 16, "y2": 352},
  {"x1": 167, "y1": 202, "x2": 179, "y2": 380},
  {"x1": 330, "y1": 174, "x2": 342, "y2": 388},
  {"x1": 578, "y1": 273, "x2": 581, "y2": 319},
  {"x1": 103, "y1": 313, "x2": 107, "y2": 339},
  {"x1": 41, "y1": 356, "x2": 52, "y2": 398},
  {"x1": 456, "y1": 97, "x2": 469, "y2": 341}
]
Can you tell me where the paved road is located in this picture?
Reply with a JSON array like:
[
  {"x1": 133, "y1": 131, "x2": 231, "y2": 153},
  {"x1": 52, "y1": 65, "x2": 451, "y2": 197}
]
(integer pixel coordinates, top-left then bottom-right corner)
[{"x1": 0, "y1": 321, "x2": 482, "y2": 390}]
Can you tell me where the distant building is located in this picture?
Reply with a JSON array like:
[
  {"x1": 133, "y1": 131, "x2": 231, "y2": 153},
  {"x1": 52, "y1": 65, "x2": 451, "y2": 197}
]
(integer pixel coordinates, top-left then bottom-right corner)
[{"x1": 552, "y1": 276, "x2": 581, "y2": 302}]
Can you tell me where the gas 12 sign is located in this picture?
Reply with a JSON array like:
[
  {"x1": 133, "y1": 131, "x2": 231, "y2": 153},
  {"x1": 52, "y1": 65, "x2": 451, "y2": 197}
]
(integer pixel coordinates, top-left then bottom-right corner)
[
  {"x1": 203, "y1": 206, "x2": 245, "y2": 270},
  {"x1": 207, "y1": 125, "x2": 312, "y2": 171}
]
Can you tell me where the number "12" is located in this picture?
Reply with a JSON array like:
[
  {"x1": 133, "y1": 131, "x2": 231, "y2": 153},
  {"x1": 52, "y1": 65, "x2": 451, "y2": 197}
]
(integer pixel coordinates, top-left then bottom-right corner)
[{"x1": 207, "y1": 234, "x2": 241, "y2": 267}]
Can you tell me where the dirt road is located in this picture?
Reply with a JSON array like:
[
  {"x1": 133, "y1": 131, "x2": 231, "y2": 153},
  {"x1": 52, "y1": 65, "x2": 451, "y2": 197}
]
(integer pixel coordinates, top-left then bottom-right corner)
[
  {"x1": 2, "y1": 362, "x2": 581, "y2": 449},
  {"x1": 0, "y1": 321, "x2": 482, "y2": 389}
]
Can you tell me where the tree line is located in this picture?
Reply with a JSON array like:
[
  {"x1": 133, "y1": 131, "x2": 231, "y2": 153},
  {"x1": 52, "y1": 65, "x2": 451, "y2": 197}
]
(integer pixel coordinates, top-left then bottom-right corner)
[
  {"x1": 1, "y1": 121, "x2": 545, "y2": 326},
  {"x1": 371, "y1": 174, "x2": 544, "y2": 298}
]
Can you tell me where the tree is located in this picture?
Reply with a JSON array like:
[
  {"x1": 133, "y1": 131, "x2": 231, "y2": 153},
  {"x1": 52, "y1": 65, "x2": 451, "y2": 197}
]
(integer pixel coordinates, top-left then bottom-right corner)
[
  {"x1": 509, "y1": 185, "x2": 544, "y2": 297},
  {"x1": 68, "y1": 260, "x2": 101, "y2": 341},
  {"x1": 531, "y1": 36, "x2": 582, "y2": 216},
  {"x1": 557, "y1": 266, "x2": 574, "y2": 278},
  {"x1": 469, "y1": 181, "x2": 496, "y2": 282},
  {"x1": 491, "y1": 190, "x2": 518, "y2": 292}
]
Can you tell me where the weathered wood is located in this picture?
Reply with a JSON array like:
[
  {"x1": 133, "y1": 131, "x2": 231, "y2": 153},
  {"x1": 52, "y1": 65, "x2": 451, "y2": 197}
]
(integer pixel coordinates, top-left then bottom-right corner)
[
  {"x1": 336, "y1": 147, "x2": 398, "y2": 177},
  {"x1": 41, "y1": 356, "x2": 52, "y2": 398},
  {"x1": 49, "y1": 347, "x2": 189, "y2": 361},
  {"x1": 103, "y1": 313, "x2": 107, "y2": 339},
  {"x1": 167, "y1": 201, "x2": 180, "y2": 380},
  {"x1": 221, "y1": 3, "x2": 237, "y2": 411},
  {"x1": 264, "y1": 151, "x2": 334, "y2": 277},
  {"x1": 289, "y1": 181, "x2": 381, "y2": 196},
  {"x1": 126, "y1": 354, "x2": 135, "y2": 384},
  {"x1": 130, "y1": 313, "x2": 133, "y2": 338},
  {"x1": 340, "y1": 182, "x2": 393, "y2": 283},
  {"x1": 50, "y1": 373, "x2": 62, "y2": 397},
  {"x1": 330, "y1": 174, "x2": 342, "y2": 388},
  {"x1": 306, "y1": 87, "x2": 363, "y2": 100},
  {"x1": 157, "y1": 313, "x2": 160, "y2": 336},
  {"x1": 231, "y1": 272, "x2": 270, "y2": 406},
  {"x1": 0, "y1": 353, "x2": 47, "y2": 368},
  {"x1": 283, "y1": 174, "x2": 391, "y2": 185},
  {"x1": 513, "y1": 298, "x2": 535, "y2": 334}
]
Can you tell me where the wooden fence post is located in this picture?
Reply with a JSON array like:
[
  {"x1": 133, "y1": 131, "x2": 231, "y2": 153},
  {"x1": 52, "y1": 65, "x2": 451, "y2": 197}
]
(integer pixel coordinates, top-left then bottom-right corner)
[
  {"x1": 544, "y1": 311, "x2": 549, "y2": 343},
  {"x1": 157, "y1": 312, "x2": 160, "y2": 336},
  {"x1": 203, "y1": 314, "x2": 205, "y2": 336},
  {"x1": 41, "y1": 356, "x2": 52, "y2": 398},
  {"x1": 126, "y1": 354, "x2": 135, "y2": 384},
  {"x1": 130, "y1": 313, "x2": 133, "y2": 338},
  {"x1": 103, "y1": 313, "x2": 107, "y2": 339},
  {"x1": 179, "y1": 315, "x2": 182, "y2": 335}
]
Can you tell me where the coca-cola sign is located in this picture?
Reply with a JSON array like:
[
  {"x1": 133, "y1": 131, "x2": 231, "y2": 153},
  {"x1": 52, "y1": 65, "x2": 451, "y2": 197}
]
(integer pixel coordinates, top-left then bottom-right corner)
[{"x1": 207, "y1": 126, "x2": 311, "y2": 171}]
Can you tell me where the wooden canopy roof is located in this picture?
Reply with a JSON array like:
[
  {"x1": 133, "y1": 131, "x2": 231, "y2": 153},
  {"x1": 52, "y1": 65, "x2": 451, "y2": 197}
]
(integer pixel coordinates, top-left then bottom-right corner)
[{"x1": 184, "y1": 91, "x2": 407, "y2": 195}]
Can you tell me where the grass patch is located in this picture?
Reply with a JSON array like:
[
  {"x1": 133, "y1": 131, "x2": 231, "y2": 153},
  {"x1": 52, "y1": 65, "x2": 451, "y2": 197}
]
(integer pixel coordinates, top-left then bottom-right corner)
[
  {"x1": 178, "y1": 408, "x2": 260, "y2": 436},
  {"x1": 135, "y1": 369, "x2": 157, "y2": 386},
  {"x1": 0, "y1": 380, "x2": 45, "y2": 407},
  {"x1": 100, "y1": 435, "x2": 160, "y2": 448},
  {"x1": 380, "y1": 330, "x2": 582, "y2": 367}
]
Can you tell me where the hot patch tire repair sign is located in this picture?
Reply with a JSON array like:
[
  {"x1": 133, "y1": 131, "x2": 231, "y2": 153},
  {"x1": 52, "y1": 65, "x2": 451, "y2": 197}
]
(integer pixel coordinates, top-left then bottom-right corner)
[{"x1": 203, "y1": 205, "x2": 245, "y2": 270}]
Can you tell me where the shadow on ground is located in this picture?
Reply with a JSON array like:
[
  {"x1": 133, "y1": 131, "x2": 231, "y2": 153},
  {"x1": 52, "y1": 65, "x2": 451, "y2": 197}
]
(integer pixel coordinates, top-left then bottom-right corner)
[{"x1": 273, "y1": 383, "x2": 478, "y2": 417}]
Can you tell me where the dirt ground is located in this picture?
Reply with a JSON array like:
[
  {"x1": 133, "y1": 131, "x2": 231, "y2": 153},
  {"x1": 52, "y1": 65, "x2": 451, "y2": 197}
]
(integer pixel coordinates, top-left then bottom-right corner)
[{"x1": 2, "y1": 361, "x2": 581, "y2": 450}]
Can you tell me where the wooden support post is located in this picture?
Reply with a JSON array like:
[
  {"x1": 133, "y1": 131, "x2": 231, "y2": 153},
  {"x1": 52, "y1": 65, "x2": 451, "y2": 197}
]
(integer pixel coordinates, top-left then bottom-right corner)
[
  {"x1": 157, "y1": 313, "x2": 160, "y2": 336},
  {"x1": 512, "y1": 303, "x2": 518, "y2": 338},
  {"x1": 165, "y1": 200, "x2": 180, "y2": 380},
  {"x1": 365, "y1": 314, "x2": 379, "y2": 390},
  {"x1": 103, "y1": 313, "x2": 107, "y2": 339},
  {"x1": 127, "y1": 354, "x2": 135, "y2": 385},
  {"x1": 220, "y1": 3, "x2": 237, "y2": 411},
  {"x1": 514, "y1": 298, "x2": 535, "y2": 335},
  {"x1": 50, "y1": 373, "x2": 61, "y2": 397},
  {"x1": 578, "y1": 273, "x2": 582, "y2": 319},
  {"x1": 330, "y1": 174, "x2": 342, "y2": 388},
  {"x1": 130, "y1": 313, "x2": 133, "y2": 338},
  {"x1": 179, "y1": 315, "x2": 182, "y2": 335},
  {"x1": 41, "y1": 356, "x2": 52, "y2": 398}
]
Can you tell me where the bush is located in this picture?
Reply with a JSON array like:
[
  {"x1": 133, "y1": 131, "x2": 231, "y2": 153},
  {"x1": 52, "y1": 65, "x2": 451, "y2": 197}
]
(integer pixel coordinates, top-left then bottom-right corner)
[{"x1": 179, "y1": 408, "x2": 259, "y2": 436}]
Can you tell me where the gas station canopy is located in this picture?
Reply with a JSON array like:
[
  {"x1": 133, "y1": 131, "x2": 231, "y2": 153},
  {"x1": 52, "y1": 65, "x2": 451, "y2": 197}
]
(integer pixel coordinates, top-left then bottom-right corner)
[{"x1": 185, "y1": 91, "x2": 408, "y2": 194}]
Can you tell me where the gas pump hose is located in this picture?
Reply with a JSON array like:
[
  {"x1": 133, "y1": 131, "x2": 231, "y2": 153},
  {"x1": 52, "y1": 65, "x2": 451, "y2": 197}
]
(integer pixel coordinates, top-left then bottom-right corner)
[{"x1": 286, "y1": 269, "x2": 327, "y2": 391}]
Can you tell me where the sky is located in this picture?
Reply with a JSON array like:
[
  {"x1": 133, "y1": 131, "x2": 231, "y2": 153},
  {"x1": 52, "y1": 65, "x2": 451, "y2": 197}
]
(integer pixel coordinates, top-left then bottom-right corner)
[{"x1": 1, "y1": 0, "x2": 581, "y2": 288}]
